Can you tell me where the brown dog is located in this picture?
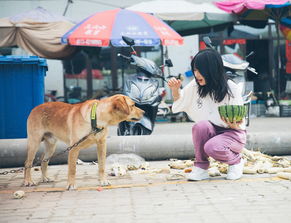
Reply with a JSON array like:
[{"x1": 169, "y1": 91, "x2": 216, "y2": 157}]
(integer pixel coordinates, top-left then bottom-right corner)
[{"x1": 23, "y1": 94, "x2": 144, "y2": 190}]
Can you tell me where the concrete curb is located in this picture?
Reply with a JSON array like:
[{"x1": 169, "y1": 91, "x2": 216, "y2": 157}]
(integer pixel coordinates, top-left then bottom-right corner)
[{"x1": 0, "y1": 132, "x2": 291, "y2": 168}]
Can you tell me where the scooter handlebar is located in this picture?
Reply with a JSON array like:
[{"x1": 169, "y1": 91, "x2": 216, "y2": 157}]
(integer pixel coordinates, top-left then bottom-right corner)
[
  {"x1": 247, "y1": 67, "x2": 258, "y2": 75},
  {"x1": 117, "y1": 53, "x2": 132, "y2": 61}
]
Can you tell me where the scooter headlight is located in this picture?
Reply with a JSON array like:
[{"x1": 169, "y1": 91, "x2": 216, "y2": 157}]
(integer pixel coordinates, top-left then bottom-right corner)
[
  {"x1": 142, "y1": 86, "x2": 156, "y2": 102},
  {"x1": 129, "y1": 84, "x2": 140, "y2": 102}
]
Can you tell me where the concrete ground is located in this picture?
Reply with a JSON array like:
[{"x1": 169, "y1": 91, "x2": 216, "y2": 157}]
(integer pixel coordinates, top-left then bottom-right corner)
[{"x1": 0, "y1": 159, "x2": 291, "y2": 223}]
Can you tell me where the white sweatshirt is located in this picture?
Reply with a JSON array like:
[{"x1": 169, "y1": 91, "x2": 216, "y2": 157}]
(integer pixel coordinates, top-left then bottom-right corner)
[{"x1": 172, "y1": 79, "x2": 246, "y2": 130}]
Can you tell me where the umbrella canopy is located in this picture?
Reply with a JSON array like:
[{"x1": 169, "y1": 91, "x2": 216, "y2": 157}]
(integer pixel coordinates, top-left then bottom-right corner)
[
  {"x1": 215, "y1": 0, "x2": 291, "y2": 99},
  {"x1": 0, "y1": 7, "x2": 76, "y2": 59},
  {"x1": 215, "y1": 0, "x2": 290, "y2": 13},
  {"x1": 61, "y1": 8, "x2": 184, "y2": 47},
  {"x1": 126, "y1": 0, "x2": 236, "y2": 36},
  {"x1": 215, "y1": 0, "x2": 291, "y2": 28}
]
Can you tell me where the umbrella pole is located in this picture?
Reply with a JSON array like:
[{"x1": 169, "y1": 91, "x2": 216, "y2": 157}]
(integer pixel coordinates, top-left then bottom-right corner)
[
  {"x1": 110, "y1": 47, "x2": 118, "y2": 92},
  {"x1": 63, "y1": 0, "x2": 73, "y2": 16},
  {"x1": 164, "y1": 46, "x2": 171, "y2": 76},
  {"x1": 121, "y1": 48, "x2": 125, "y2": 89},
  {"x1": 121, "y1": 62, "x2": 125, "y2": 89},
  {"x1": 161, "y1": 45, "x2": 165, "y2": 87},
  {"x1": 84, "y1": 52, "x2": 93, "y2": 99},
  {"x1": 275, "y1": 20, "x2": 281, "y2": 100}
]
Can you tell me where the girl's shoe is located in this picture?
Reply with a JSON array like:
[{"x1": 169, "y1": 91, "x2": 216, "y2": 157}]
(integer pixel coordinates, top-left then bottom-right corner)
[
  {"x1": 226, "y1": 158, "x2": 245, "y2": 180},
  {"x1": 187, "y1": 167, "x2": 209, "y2": 181}
]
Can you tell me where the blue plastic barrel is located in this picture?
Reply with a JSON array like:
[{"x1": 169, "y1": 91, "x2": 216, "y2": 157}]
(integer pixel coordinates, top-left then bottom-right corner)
[{"x1": 0, "y1": 56, "x2": 47, "y2": 139}]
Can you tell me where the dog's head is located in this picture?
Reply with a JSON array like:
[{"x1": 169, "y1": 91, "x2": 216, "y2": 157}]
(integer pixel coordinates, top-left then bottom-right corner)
[{"x1": 104, "y1": 94, "x2": 144, "y2": 125}]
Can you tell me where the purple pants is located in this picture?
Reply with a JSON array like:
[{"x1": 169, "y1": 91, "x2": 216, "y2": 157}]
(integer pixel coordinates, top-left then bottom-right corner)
[{"x1": 192, "y1": 120, "x2": 247, "y2": 170}]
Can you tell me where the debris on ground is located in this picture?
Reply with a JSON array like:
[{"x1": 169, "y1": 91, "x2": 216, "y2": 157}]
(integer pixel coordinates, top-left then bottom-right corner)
[
  {"x1": 208, "y1": 167, "x2": 221, "y2": 177},
  {"x1": 277, "y1": 172, "x2": 291, "y2": 180},
  {"x1": 109, "y1": 163, "x2": 127, "y2": 176},
  {"x1": 241, "y1": 148, "x2": 291, "y2": 174},
  {"x1": 167, "y1": 148, "x2": 291, "y2": 179},
  {"x1": 77, "y1": 159, "x2": 97, "y2": 166},
  {"x1": 136, "y1": 167, "x2": 171, "y2": 175},
  {"x1": 107, "y1": 153, "x2": 147, "y2": 169},
  {"x1": 13, "y1": 190, "x2": 25, "y2": 199},
  {"x1": 166, "y1": 173, "x2": 185, "y2": 181},
  {"x1": 184, "y1": 168, "x2": 192, "y2": 173},
  {"x1": 83, "y1": 150, "x2": 290, "y2": 180},
  {"x1": 168, "y1": 159, "x2": 193, "y2": 169},
  {"x1": 106, "y1": 153, "x2": 149, "y2": 176},
  {"x1": 96, "y1": 187, "x2": 103, "y2": 192}
]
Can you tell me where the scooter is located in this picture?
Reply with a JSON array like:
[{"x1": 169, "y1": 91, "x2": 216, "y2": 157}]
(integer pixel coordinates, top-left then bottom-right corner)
[
  {"x1": 156, "y1": 87, "x2": 171, "y2": 118},
  {"x1": 203, "y1": 37, "x2": 257, "y2": 126},
  {"x1": 117, "y1": 36, "x2": 173, "y2": 135}
]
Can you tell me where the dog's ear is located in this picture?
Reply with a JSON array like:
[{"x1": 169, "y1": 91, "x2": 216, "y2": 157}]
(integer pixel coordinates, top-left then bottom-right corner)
[{"x1": 113, "y1": 96, "x2": 130, "y2": 115}]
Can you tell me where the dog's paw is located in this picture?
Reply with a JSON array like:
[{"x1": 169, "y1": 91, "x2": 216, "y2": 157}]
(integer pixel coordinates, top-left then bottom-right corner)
[
  {"x1": 99, "y1": 179, "x2": 111, "y2": 186},
  {"x1": 40, "y1": 176, "x2": 54, "y2": 183},
  {"x1": 23, "y1": 180, "x2": 37, "y2": 187},
  {"x1": 66, "y1": 183, "x2": 77, "y2": 191}
]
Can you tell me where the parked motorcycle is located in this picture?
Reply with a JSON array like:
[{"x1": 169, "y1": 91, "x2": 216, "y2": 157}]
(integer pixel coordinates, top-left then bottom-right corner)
[
  {"x1": 44, "y1": 90, "x2": 58, "y2": 102},
  {"x1": 117, "y1": 36, "x2": 173, "y2": 135},
  {"x1": 44, "y1": 89, "x2": 80, "y2": 104},
  {"x1": 156, "y1": 87, "x2": 171, "y2": 118},
  {"x1": 51, "y1": 86, "x2": 82, "y2": 104},
  {"x1": 203, "y1": 37, "x2": 257, "y2": 126}
]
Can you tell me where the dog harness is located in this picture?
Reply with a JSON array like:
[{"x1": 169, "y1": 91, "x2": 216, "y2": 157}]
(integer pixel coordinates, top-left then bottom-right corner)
[{"x1": 91, "y1": 102, "x2": 104, "y2": 134}]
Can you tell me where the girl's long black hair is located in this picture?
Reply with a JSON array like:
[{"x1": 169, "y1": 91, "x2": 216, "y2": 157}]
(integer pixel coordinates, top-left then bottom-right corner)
[{"x1": 191, "y1": 48, "x2": 232, "y2": 103}]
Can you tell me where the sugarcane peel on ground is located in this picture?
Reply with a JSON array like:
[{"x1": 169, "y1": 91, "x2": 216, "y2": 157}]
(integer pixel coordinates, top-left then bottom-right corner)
[{"x1": 168, "y1": 148, "x2": 291, "y2": 178}]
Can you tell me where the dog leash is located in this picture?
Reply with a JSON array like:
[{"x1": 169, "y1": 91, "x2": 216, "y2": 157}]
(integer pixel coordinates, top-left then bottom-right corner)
[{"x1": 0, "y1": 102, "x2": 104, "y2": 176}]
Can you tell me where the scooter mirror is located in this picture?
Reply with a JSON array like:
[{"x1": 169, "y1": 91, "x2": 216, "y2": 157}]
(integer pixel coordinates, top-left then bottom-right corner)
[
  {"x1": 165, "y1": 59, "x2": 173, "y2": 67},
  {"x1": 203, "y1": 36, "x2": 213, "y2": 48},
  {"x1": 122, "y1": 36, "x2": 135, "y2": 46}
]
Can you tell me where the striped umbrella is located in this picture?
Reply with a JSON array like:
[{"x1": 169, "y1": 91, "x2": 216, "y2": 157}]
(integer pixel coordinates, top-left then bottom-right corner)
[{"x1": 61, "y1": 8, "x2": 183, "y2": 47}]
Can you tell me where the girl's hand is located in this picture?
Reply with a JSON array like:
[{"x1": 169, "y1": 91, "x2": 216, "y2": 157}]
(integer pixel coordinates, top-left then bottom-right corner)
[
  {"x1": 167, "y1": 77, "x2": 182, "y2": 90},
  {"x1": 221, "y1": 117, "x2": 243, "y2": 130}
]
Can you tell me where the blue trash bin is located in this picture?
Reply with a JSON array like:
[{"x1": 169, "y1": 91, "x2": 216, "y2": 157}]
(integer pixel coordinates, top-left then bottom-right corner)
[{"x1": 0, "y1": 56, "x2": 47, "y2": 139}]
